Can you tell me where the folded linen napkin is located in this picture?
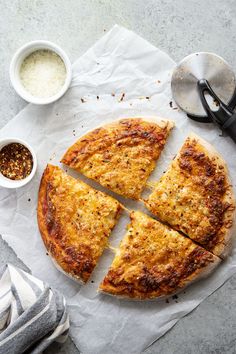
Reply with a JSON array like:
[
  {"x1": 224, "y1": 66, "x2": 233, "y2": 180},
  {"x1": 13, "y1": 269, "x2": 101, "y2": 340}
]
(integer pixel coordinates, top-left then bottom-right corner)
[{"x1": 0, "y1": 264, "x2": 69, "y2": 354}]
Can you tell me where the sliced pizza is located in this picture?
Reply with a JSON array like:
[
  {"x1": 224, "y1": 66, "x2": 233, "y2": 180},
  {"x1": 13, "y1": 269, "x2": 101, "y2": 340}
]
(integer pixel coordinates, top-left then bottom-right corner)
[
  {"x1": 61, "y1": 118, "x2": 174, "y2": 200},
  {"x1": 37, "y1": 164, "x2": 122, "y2": 283},
  {"x1": 99, "y1": 211, "x2": 220, "y2": 299},
  {"x1": 145, "y1": 133, "x2": 236, "y2": 258}
]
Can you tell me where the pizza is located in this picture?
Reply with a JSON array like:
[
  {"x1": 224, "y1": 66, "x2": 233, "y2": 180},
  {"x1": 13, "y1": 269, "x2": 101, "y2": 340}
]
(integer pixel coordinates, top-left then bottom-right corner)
[
  {"x1": 38, "y1": 127, "x2": 234, "y2": 298},
  {"x1": 145, "y1": 133, "x2": 236, "y2": 258},
  {"x1": 99, "y1": 211, "x2": 220, "y2": 299},
  {"x1": 61, "y1": 118, "x2": 174, "y2": 199},
  {"x1": 37, "y1": 164, "x2": 122, "y2": 283}
]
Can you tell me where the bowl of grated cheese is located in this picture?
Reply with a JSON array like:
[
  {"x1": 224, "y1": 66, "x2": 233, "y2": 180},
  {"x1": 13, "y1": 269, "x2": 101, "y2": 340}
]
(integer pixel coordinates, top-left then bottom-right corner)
[{"x1": 9, "y1": 40, "x2": 72, "y2": 105}]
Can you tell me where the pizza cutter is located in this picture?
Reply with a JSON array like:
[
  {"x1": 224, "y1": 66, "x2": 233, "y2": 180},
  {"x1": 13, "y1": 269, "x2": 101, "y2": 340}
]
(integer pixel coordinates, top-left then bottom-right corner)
[{"x1": 171, "y1": 52, "x2": 236, "y2": 143}]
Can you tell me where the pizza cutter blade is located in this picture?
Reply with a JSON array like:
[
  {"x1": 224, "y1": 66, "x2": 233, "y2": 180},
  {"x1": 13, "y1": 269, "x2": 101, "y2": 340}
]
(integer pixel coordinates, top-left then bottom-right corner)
[{"x1": 171, "y1": 52, "x2": 236, "y2": 143}]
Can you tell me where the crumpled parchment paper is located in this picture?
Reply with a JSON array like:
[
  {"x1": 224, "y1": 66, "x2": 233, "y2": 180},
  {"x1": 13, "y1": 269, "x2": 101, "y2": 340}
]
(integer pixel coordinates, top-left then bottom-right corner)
[{"x1": 0, "y1": 25, "x2": 236, "y2": 354}]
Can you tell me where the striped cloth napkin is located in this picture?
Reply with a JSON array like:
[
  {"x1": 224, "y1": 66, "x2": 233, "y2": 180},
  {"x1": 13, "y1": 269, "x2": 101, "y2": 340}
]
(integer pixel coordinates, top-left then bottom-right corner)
[{"x1": 0, "y1": 264, "x2": 69, "y2": 354}]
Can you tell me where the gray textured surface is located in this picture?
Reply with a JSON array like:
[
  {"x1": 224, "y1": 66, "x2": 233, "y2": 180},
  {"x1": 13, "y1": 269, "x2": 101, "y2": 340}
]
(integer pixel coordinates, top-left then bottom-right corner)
[{"x1": 0, "y1": 1, "x2": 236, "y2": 353}]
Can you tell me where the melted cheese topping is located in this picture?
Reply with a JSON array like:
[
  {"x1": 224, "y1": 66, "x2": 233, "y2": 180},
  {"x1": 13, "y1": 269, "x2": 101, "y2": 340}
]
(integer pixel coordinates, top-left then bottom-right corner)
[
  {"x1": 100, "y1": 211, "x2": 218, "y2": 299},
  {"x1": 37, "y1": 165, "x2": 122, "y2": 282},
  {"x1": 145, "y1": 136, "x2": 234, "y2": 256},
  {"x1": 61, "y1": 118, "x2": 174, "y2": 199}
]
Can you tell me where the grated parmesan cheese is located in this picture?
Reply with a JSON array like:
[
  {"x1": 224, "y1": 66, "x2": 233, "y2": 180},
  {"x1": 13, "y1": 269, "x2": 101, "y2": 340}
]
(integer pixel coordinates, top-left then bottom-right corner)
[{"x1": 19, "y1": 49, "x2": 66, "y2": 98}]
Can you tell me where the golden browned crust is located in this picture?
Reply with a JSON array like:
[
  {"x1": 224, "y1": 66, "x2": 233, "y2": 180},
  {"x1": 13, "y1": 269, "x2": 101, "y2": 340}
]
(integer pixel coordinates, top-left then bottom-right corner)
[
  {"x1": 99, "y1": 211, "x2": 220, "y2": 299},
  {"x1": 37, "y1": 164, "x2": 122, "y2": 283},
  {"x1": 61, "y1": 118, "x2": 174, "y2": 199},
  {"x1": 145, "y1": 133, "x2": 236, "y2": 258}
]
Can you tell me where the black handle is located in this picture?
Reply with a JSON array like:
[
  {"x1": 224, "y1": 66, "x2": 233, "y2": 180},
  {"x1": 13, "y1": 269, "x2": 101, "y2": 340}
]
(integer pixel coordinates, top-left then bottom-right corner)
[
  {"x1": 197, "y1": 79, "x2": 233, "y2": 126},
  {"x1": 197, "y1": 79, "x2": 236, "y2": 143},
  {"x1": 222, "y1": 112, "x2": 236, "y2": 143}
]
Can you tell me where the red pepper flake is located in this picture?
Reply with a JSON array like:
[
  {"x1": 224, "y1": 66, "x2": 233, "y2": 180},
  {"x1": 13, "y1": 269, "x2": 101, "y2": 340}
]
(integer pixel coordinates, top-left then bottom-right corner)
[
  {"x1": 111, "y1": 92, "x2": 115, "y2": 97},
  {"x1": 0, "y1": 143, "x2": 33, "y2": 180}
]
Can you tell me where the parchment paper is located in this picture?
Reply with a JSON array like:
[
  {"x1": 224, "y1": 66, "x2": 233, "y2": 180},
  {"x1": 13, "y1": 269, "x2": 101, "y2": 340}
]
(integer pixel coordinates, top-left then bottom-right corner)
[{"x1": 0, "y1": 25, "x2": 236, "y2": 354}]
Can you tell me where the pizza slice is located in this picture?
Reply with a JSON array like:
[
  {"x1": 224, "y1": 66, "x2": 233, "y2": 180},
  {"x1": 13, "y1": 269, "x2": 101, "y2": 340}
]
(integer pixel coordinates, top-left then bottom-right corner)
[
  {"x1": 37, "y1": 164, "x2": 122, "y2": 283},
  {"x1": 99, "y1": 211, "x2": 220, "y2": 299},
  {"x1": 61, "y1": 118, "x2": 174, "y2": 200},
  {"x1": 145, "y1": 133, "x2": 235, "y2": 258}
]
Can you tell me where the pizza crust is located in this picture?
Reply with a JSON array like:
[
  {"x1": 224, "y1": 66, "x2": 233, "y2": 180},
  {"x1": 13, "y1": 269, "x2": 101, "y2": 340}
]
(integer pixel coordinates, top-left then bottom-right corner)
[
  {"x1": 37, "y1": 164, "x2": 122, "y2": 283},
  {"x1": 99, "y1": 256, "x2": 221, "y2": 301},
  {"x1": 51, "y1": 254, "x2": 85, "y2": 285},
  {"x1": 61, "y1": 117, "x2": 174, "y2": 199},
  {"x1": 99, "y1": 211, "x2": 221, "y2": 299},
  {"x1": 189, "y1": 133, "x2": 236, "y2": 258},
  {"x1": 145, "y1": 133, "x2": 236, "y2": 258}
]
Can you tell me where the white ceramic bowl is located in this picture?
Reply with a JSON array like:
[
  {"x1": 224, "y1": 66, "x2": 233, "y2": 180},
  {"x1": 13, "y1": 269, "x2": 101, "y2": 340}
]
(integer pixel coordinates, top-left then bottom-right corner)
[
  {"x1": 0, "y1": 138, "x2": 37, "y2": 189},
  {"x1": 9, "y1": 40, "x2": 72, "y2": 105}
]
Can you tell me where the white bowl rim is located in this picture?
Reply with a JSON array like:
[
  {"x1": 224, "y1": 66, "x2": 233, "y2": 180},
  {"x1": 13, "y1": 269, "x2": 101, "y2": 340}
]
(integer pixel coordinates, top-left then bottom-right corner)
[
  {"x1": 9, "y1": 40, "x2": 72, "y2": 105},
  {"x1": 0, "y1": 137, "x2": 37, "y2": 189}
]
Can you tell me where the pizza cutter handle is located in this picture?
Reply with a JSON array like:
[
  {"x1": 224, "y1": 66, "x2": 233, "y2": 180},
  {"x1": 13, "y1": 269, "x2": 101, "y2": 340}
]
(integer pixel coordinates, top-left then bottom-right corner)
[
  {"x1": 198, "y1": 79, "x2": 232, "y2": 124},
  {"x1": 222, "y1": 113, "x2": 236, "y2": 143},
  {"x1": 198, "y1": 79, "x2": 236, "y2": 142}
]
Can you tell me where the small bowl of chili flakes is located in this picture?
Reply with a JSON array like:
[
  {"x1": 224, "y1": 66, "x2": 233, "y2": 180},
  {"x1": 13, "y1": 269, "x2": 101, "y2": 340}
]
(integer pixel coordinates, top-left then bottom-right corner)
[{"x1": 0, "y1": 138, "x2": 37, "y2": 188}]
